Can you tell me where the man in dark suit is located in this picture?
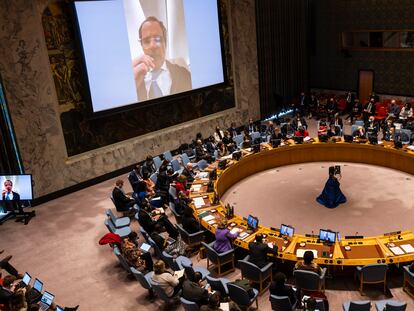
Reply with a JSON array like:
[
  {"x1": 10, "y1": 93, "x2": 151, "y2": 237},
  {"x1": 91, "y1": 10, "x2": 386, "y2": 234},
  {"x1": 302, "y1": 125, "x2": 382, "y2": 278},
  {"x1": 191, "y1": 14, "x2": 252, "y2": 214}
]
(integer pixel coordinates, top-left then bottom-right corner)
[
  {"x1": 128, "y1": 164, "x2": 143, "y2": 193},
  {"x1": 182, "y1": 272, "x2": 210, "y2": 307},
  {"x1": 2, "y1": 179, "x2": 22, "y2": 214},
  {"x1": 0, "y1": 275, "x2": 15, "y2": 306},
  {"x1": 133, "y1": 16, "x2": 192, "y2": 101},
  {"x1": 111, "y1": 180, "x2": 136, "y2": 213},
  {"x1": 363, "y1": 98, "x2": 376, "y2": 122},
  {"x1": 248, "y1": 233, "x2": 277, "y2": 268}
]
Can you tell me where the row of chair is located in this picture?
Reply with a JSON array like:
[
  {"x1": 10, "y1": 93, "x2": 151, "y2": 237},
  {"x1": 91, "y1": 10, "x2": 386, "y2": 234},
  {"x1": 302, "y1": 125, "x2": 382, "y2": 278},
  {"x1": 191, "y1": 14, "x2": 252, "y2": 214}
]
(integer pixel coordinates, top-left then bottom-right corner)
[{"x1": 342, "y1": 299, "x2": 407, "y2": 311}]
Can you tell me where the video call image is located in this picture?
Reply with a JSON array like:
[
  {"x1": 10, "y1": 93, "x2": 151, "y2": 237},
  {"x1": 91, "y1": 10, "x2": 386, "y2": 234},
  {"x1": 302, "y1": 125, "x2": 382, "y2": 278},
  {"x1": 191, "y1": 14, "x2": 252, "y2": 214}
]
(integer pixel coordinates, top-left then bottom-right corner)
[
  {"x1": 74, "y1": 0, "x2": 224, "y2": 112},
  {"x1": 0, "y1": 175, "x2": 33, "y2": 201}
]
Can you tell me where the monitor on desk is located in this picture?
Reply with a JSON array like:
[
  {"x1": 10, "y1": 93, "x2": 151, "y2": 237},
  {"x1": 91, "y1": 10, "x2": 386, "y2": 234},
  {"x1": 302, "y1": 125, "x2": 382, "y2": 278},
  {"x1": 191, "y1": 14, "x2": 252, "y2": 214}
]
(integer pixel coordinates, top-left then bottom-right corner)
[
  {"x1": 319, "y1": 229, "x2": 336, "y2": 243},
  {"x1": 293, "y1": 136, "x2": 304, "y2": 144},
  {"x1": 280, "y1": 224, "x2": 294, "y2": 237},
  {"x1": 344, "y1": 135, "x2": 353, "y2": 143},
  {"x1": 319, "y1": 135, "x2": 328, "y2": 142},
  {"x1": 247, "y1": 215, "x2": 259, "y2": 231}
]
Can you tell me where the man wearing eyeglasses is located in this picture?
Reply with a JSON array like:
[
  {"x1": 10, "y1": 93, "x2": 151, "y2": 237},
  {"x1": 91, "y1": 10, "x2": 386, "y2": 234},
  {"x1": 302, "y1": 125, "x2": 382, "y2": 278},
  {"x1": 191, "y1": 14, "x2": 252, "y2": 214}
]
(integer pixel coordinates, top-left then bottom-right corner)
[{"x1": 133, "y1": 16, "x2": 192, "y2": 101}]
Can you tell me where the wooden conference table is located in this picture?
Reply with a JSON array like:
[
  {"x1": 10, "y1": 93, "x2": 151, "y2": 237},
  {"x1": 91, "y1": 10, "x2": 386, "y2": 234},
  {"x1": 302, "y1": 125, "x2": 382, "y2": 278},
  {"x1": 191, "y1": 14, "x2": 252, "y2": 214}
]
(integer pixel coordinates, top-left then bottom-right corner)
[{"x1": 188, "y1": 139, "x2": 414, "y2": 266}]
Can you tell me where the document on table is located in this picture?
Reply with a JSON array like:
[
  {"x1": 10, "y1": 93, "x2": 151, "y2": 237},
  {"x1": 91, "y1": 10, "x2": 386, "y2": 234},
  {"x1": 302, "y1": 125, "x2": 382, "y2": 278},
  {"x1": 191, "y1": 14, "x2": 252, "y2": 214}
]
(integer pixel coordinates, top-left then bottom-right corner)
[
  {"x1": 193, "y1": 197, "x2": 205, "y2": 209},
  {"x1": 220, "y1": 303, "x2": 230, "y2": 311},
  {"x1": 268, "y1": 242, "x2": 274, "y2": 249},
  {"x1": 400, "y1": 244, "x2": 414, "y2": 253},
  {"x1": 296, "y1": 249, "x2": 318, "y2": 258},
  {"x1": 202, "y1": 214, "x2": 215, "y2": 222},
  {"x1": 192, "y1": 184, "x2": 202, "y2": 191},
  {"x1": 229, "y1": 227, "x2": 240, "y2": 235},
  {"x1": 389, "y1": 246, "x2": 405, "y2": 256},
  {"x1": 238, "y1": 232, "x2": 250, "y2": 240}
]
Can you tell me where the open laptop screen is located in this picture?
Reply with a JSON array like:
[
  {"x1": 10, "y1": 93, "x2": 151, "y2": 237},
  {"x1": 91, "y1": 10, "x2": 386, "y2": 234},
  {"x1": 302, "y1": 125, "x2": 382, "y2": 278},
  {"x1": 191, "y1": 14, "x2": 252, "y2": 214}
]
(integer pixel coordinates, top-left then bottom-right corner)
[
  {"x1": 40, "y1": 291, "x2": 55, "y2": 305},
  {"x1": 33, "y1": 278, "x2": 43, "y2": 292},
  {"x1": 22, "y1": 272, "x2": 31, "y2": 286}
]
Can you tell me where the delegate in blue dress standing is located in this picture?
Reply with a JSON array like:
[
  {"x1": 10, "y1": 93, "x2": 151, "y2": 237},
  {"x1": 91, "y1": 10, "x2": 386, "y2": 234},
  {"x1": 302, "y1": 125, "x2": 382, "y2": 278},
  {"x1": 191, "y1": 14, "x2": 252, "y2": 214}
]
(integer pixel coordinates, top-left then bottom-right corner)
[{"x1": 316, "y1": 167, "x2": 347, "y2": 208}]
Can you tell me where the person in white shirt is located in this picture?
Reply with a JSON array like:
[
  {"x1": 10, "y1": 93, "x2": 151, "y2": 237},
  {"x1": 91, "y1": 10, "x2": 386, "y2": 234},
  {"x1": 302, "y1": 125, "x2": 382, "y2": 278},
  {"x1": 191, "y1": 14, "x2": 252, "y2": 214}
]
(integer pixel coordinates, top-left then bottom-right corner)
[
  {"x1": 133, "y1": 16, "x2": 192, "y2": 101},
  {"x1": 151, "y1": 260, "x2": 183, "y2": 297}
]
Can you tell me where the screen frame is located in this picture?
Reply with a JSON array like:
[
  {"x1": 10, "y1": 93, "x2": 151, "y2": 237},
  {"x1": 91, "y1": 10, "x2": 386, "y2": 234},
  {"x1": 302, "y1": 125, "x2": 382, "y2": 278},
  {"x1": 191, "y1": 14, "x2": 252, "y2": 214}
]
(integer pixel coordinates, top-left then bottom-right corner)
[
  {"x1": 319, "y1": 229, "x2": 336, "y2": 243},
  {"x1": 33, "y1": 278, "x2": 43, "y2": 292},
  {"x1": 247, "y1": 214, "x2": 259, "y2": 230},
  {"x1": 70, "y1": 0, "x2": 230, "y2": 119},
  {"x1": 0, "y1": 174, "x2": 33, "y2": 201},
  {"x1": 280, "y1": 224, "x2": 294, "y2": 237}
]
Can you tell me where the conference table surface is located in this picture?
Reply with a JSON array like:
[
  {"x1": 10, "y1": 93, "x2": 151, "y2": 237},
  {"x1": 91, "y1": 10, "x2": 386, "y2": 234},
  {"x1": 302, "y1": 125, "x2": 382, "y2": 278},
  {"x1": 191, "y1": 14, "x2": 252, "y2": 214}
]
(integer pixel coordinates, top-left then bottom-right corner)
[{"x1": 189, "y1": 139, "x2": 414, "y2": 266}]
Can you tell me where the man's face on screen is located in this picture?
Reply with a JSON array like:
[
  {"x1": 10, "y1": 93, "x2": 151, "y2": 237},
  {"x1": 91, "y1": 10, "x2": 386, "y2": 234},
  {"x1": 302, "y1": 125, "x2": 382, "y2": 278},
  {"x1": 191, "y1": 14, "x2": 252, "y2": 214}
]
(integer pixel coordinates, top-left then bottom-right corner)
[
  {"x1": 140, "y1": 21, "x2": 166, "y2": 70},
  {"x1": 4, "y1": 181, "x2": 12, "y2": 192}
]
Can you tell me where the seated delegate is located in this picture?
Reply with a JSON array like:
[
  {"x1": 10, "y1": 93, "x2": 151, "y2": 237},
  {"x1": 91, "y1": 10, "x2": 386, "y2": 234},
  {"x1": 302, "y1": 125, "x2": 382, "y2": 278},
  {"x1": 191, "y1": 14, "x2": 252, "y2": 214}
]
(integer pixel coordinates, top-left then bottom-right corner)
[{"x1": 213, "y1": 220, "x2": 238, "y2": 253}]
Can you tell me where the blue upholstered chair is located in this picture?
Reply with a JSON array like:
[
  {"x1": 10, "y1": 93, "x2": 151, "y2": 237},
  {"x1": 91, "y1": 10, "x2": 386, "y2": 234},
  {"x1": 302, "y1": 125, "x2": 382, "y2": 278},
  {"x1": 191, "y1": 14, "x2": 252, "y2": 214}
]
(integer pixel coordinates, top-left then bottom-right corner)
[
  {"x1": 196, "y1": 159, "x2": 209, "y2": 170},
  {"x1": 148, "y1": 237, "x2": 163, "y2": 258},
  {"x1": 269, "y1": 294, "x2": 297, "y2": 311},
  {"x1": 163, "y1": 150, "x2": 173, "y2": 161},
  {"x1": 181, "y1": 259, "x2": 210, "y2": 281},
  {"x1": 293, "y1": 268, "x2": 327, "y2": 295},
  {"x1": 238, "y1": 255, "x2": 273, "y2": 294},
  {"x1": 403, "y1": 265, "x2": 414, "y2": 298},
  {"x1": 177, "y1": 224, "x2": 205, "y2": 249},
  {"x1": 171, "y1": 159, "x2": 183, "y2": 174},
  {"x1": 342, "y1": 300, "x2": 371, "y2": 311},
  {"x1": 113, "y1": 245, "x2": 131, "y2": 273},
  {"x1": 130, "y1": 267, "x2": 154, "y2": 300},
  {"x1": 104, "y1": 219, "x2": 131, "y2": 238},
  {"x1": 169, "y1": 202, "x2": 182, "y2": 224},
  {"x1": 161, "y1": 251, "x2": 191, "y2": 271},
  {"x1": 149, "y1": 172, "x2": 158, "y2": 185},
  {"x1": 205, "y1": 275, "x2": 230, "y2": 296},
  {"x1": 227, "y1": 282, "x2": 259, "y2": 311},
  {"x1": 153, "y1": 156, "x2": 162, "y2": 170},
  {"x1": 233, "y1": 134, "x2": 244, "y2": 148},
  {"x1": 202, "y1": 241, "x2": 235, "y2": 276},
  {"x1": 168, "y1": 184, "x2": 178, "y2": 201},
  {"x1": 374, "y1": 300, "x2": 407, "y2": 311},
  {"x1": 355, "y1": 264, "x2": 388, "y2": 295},
  {"x1": 105, "y1": 208, "x2": 130, "y2": 228},
  {"x1": 180, "y1": 297, "x2": 199, "y2": 311}
]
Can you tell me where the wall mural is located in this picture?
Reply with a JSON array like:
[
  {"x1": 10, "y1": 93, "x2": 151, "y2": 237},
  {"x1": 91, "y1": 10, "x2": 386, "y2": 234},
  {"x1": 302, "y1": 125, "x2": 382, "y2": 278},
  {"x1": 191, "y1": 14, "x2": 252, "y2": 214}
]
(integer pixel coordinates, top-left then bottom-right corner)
[{"x1": 42, "y1": 0, "x2": 235, "y2": 156}]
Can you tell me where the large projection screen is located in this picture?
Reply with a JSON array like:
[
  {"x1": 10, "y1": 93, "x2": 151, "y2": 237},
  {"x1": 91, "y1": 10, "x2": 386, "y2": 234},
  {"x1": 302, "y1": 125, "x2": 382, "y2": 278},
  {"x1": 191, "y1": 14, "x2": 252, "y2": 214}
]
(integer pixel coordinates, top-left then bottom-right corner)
[{"x1": 74, "y1": 0, "x2": 225, "y2": 113}]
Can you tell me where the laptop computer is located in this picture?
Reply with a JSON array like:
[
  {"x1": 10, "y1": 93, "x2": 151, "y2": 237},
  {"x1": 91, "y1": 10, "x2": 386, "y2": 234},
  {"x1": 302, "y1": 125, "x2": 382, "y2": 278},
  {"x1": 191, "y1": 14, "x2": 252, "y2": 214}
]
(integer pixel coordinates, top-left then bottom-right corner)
[
  {"x1": 17, "y1": 272, "x2": 31, "y2": 288},
  {"x1": 56, "y1": 306, "x2": 64, "y2": 311},
  {"x1": 39, "y1": 291, "x2": 55, "y2": 311},
  {"x1": 139, "y1": 242, "x2": 151, "y2": 253},
  {"x1": 26, "y1": 278, "x2": 43, "y2": 303}
]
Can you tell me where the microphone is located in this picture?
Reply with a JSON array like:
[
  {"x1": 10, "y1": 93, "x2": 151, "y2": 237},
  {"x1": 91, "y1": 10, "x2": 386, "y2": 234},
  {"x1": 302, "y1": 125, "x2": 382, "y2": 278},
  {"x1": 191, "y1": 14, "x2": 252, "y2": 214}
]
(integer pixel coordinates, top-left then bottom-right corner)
[{"x1": 311, "y1": 230, "x2": 314, "y2": 242}]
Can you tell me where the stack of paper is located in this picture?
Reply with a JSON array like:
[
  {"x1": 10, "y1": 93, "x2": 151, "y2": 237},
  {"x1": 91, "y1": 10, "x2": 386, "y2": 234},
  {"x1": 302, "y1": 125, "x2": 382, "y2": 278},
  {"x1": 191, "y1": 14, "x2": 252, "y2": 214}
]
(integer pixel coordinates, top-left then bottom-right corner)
[
  {"x1": 192, "y1": 184, "x2": 202, "y2": 191},
  {"x1": 174, "y1": 269, "x2": 185, "y2": 278},
  {"x1": 230, "y1": 228, "x2": 240, "y2": 235},
  {"x1": 238, "y1": 232, "x2": 249, "y2": 240},
  {"x1": 202, "y1": 214, "x2": 215, "y2": 222},
  {"x1": 197, "y1": 172, "x2": 209, "y2": 179},
  {"x1": 193, "y1": 197, "x2": 205, "y2": 209},
  {"x1": 220, "y1": 303, "x2": 230, "y2": 311},
  {"x1": 400, "y1": 244, "x2": 414, "y2": 253},
  {"x1": 389, "y1": 246, "x2": 405, "y2": 256}
]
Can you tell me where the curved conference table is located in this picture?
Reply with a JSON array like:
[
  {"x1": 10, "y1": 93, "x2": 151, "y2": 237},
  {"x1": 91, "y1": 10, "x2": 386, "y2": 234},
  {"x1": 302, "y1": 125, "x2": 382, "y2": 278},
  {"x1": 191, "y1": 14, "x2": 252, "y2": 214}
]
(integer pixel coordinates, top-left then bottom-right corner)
[{"x1": 189, "y1": 140, "x2": 414, "y2": 267}]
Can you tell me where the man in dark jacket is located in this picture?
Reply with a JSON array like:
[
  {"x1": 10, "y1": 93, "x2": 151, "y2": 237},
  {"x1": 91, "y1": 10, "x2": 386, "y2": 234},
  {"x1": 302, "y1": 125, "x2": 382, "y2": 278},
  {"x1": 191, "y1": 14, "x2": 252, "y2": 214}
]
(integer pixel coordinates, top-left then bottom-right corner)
[
  {"x1": 182, "y1": 272, "x2": 210, "y2": 307},
  {"x1": 248, "y1": 233, "x2": 277, "y2": 268}
]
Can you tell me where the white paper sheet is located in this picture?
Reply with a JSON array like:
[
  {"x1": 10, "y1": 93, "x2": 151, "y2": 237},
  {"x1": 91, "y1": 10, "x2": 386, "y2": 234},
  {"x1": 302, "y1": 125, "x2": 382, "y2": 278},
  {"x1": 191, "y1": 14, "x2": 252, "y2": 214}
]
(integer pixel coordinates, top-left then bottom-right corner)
[
  {"x1": 400, "y1": 244, "x2": 414, "y2": 253},
  {"x1": 192, "y1": 184, "x2": 202, "y2": 191},
  {"x1": 296, "y1": 249, "x2": 318, "y2": 258},
  {"x1": 193, "y1": 197, "x2": 205, "y2": 208},
  {"x1": 202, "y1": 215, "x2": 215, "y2": 222},
  {"x1": 389, "y1": 246, "x2": 405, "y2": 256}
]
